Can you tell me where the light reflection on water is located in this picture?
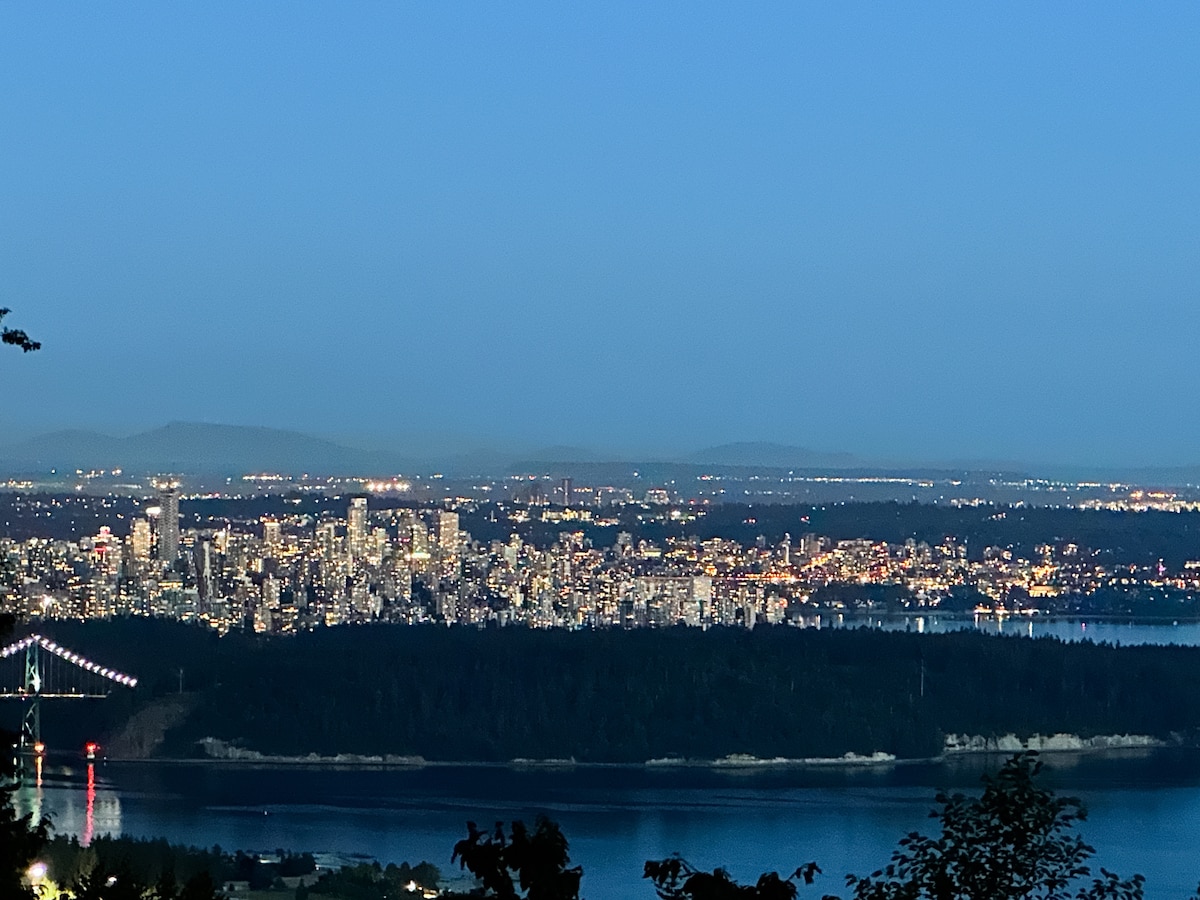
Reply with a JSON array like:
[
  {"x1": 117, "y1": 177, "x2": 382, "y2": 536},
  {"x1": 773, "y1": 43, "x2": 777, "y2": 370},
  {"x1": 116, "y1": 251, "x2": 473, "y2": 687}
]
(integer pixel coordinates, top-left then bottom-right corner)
[
  {"x1": 17, "y1": 752, "x2": 1200, "y2": 900},
  {"x1": 12, "y1": 759, "x2": 121, "y2": 845}
]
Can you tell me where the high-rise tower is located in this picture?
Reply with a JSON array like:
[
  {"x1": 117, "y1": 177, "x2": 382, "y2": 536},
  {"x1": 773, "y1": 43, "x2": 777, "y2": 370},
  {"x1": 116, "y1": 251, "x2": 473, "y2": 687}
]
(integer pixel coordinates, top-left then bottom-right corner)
[
  {"x1": 195, "y1": 540, "x2": 215, "y2": 611},
  {"x1": 436, "y1": 510, "x2": 460, "y2": 556},
  {"x1": 263, "y1": 517, "x2": 282, "y2": 557},
  {"x1": 130, "y1": 518, "x2": 152, "y2": 562},
  {"x1": 156, "y1": 482, "x2": 181, "y2": 565},
  {"x1": 348, "y1": 497, "x2": 368, "y2": 558}
]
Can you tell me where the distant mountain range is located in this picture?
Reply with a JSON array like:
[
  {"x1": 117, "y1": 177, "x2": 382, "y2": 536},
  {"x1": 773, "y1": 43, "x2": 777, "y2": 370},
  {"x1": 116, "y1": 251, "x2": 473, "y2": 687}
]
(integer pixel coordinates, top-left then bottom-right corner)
[
  {"x1": 0, "y1": 422, "x2": 408, "y2": 476},
  {"x1": 683, "y1": 441, "x2": 863, "y2": 470},
  {"x1": 0, "y1": 424, "x2": 876, "y2": 478},
  {"x1": 2, "y1": 422, "x2": 1198, "y2": 486}
]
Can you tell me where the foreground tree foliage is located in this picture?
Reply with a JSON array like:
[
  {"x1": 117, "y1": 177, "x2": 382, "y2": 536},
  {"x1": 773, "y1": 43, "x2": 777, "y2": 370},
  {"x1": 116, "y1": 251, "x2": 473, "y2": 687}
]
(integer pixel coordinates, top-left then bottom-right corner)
[
  {"x1": 0, "y1": 769, "x2": 48, "y2": 899},
  {"x1": 645, "y1": 858, "x2": 821, "y2": 900},
  {"x1": 0, "y1": 616, "x2": 49, "y2": 899},
  {"x1": 837, "y1": 753, "x2": 1146, "y2": 900},
  {"x1": 0, "y1": 307, "x2": 40, "y2": 352},
  {"x1": 0, "y1": 333, "x2": 41, "y2": 893},
  {"x1": 441, "y1": 757, "x2": 1177, "y2": 900},
  {"x1": 641, "y1": 754, "x2": 1184, "y2": 900},
  {"x1": 448, "y1": 816, "x2": 583, "y2": 900}
]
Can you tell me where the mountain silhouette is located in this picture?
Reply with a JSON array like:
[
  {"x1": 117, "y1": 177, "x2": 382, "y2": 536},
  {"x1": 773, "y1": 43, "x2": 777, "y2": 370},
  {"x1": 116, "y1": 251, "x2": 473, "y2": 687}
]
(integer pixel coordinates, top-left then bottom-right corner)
[
  {"x1": 0, "y1": 422, "x2": 406, "y2": 476},
  {"x1": 685, "y1": 441, "x2": 862, "y2": 470}
]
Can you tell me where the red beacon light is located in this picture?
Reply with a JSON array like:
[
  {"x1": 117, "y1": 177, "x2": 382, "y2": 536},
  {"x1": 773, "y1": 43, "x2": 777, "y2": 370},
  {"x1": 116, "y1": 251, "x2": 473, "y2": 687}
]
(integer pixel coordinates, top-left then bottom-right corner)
[{"x1": 85, "y1": 742, "x2": 99, "y2": 760}]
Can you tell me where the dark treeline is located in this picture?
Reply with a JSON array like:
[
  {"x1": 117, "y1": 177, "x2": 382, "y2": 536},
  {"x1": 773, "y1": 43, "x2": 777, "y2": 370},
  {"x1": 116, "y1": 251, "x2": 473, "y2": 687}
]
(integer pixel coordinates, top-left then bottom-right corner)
[
  {"x1": 617, "y1": 502, "x2": 1200, "y2": 568},
  {"x1": 19, "y1": 620, "x2": 1200, "y2": 762},
  {"x1": 35, "y1": 834, "x2": 442, "y2": 898},
  {"x1": 42, "y1": 835, "x2": 315, "y2": 891}
]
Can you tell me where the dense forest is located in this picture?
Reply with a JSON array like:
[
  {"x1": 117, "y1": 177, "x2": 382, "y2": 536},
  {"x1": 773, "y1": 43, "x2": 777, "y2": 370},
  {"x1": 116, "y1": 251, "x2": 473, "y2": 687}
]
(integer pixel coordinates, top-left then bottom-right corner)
[
  {"x1": 26, "y1": 834, "x2": 441, "y2": 898},
  {"x1": 41, "y1": 835, "x2": 318, "y2": 891},
  {"x1": 14, "y1": 620, "x2": 1200, "y2": 763}
]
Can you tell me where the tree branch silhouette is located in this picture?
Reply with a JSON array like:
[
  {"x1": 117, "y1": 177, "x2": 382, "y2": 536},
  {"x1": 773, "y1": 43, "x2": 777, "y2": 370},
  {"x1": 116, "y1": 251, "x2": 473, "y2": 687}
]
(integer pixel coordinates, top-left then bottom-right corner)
[{"x1": 0, "y1": 308, "x2": 41, "y2": 352}]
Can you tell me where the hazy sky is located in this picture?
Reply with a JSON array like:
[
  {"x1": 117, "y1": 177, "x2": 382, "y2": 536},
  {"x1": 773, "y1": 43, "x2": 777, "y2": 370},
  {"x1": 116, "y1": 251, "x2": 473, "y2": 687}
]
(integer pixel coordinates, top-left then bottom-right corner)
[{"x1": 2, "y1": 4, "x2": 1198, "y2": 466}]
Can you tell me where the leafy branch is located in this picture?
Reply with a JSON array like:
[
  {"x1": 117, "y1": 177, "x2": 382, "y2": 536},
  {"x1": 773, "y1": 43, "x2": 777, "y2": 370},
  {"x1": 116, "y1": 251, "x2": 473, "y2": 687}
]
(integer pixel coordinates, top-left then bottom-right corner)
[{"x1": 0, "y1": 308, "x2": 40, "y2": 352}]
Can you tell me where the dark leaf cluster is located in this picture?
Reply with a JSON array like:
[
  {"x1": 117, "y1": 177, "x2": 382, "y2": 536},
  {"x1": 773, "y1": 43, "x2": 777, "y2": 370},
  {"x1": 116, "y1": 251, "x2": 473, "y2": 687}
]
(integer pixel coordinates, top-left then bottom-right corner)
[
  {"x1": 449, "y1": 816, "x2": 582, "y2": 900},
  {"x1": 0, "y1": 308, "x2": 40, "y2": 353},
  {"x1": 644, "y1": 856, "x2": 821, "y2": 900},
  {"x1": 841, "y1": 754, "x2": 1144, "y2": 900}
]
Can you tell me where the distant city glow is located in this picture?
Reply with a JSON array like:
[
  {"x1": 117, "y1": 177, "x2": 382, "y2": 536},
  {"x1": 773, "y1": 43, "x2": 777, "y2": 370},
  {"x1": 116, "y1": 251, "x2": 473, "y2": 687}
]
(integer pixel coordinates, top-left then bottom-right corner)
[{"x1": 0, "y1": 474, "x2": 1195, "y2": 634}]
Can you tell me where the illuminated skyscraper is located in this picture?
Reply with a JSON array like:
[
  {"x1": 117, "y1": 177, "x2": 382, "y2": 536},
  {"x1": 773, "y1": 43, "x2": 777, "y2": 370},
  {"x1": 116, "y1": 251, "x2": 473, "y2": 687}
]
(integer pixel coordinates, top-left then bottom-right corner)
[
  {"x1": 156, "y1": 483, "x2": 181, "y2": 565},
  {"x1": 130, "y1": 518, "x2": 152, "y2": 562},
  {"x1": 348, "y1": 497, "x2": 368, "y2": 558},
  {"x1": 436, "y1": 510, "x2": 460, "y2": 556},
  {"x1": 263, "y1": 518, "x2": 282, "y2": 557},
  {"x1": 195, "y1": 540, "x2": 215, "y2": 611},
  {"x1": 434, "y1": 510, "x2": 460, "y2": 581},
  {"x1": 318, "y1": 521, "x2": 339, "y2": 561}
]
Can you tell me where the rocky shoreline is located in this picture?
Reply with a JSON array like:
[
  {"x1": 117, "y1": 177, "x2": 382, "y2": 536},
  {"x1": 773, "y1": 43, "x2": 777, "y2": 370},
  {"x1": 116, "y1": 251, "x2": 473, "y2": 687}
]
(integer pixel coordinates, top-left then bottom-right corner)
[{"x1": 104, "y1": 733, "x2": 1169, "y2": 769}]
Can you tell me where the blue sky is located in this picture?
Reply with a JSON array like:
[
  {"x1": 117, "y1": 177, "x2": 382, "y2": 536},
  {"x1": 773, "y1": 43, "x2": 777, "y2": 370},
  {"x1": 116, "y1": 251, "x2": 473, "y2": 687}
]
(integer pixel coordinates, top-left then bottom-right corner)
[{"x1": 1, "y1": 4, "x2": 1198, "y2": 465}]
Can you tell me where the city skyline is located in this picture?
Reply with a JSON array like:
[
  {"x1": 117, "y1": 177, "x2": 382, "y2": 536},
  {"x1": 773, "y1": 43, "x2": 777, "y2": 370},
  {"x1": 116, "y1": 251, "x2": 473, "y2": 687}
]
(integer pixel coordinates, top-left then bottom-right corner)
[{"x1": 5, "y1": 488, "x2": 1195, "y2": 634}]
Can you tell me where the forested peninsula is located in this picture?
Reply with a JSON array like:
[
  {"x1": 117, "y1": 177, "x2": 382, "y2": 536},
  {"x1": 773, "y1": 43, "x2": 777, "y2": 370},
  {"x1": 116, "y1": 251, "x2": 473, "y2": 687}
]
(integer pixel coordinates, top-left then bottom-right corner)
[{"x1": 18, "y1": 620, "x2": 1200, "y2": 763}]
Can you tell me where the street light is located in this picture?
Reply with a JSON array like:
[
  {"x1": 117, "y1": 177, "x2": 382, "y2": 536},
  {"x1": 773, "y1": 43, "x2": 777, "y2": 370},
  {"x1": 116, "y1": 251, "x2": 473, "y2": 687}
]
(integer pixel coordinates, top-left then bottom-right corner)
[{"x1": 26, "y1": 861, "x2": 51, "y2": 896}]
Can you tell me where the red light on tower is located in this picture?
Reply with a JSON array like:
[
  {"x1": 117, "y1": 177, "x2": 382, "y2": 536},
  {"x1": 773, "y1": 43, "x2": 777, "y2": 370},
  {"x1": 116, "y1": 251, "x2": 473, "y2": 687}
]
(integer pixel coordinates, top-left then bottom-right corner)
[{"x1": 85, "y1": 742, "x2": 99, "y2": 760}]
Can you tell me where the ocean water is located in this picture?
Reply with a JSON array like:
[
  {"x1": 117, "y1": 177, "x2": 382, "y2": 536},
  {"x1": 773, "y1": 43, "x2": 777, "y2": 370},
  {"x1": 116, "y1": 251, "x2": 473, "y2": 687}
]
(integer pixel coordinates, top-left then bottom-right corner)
[{"x1": 14, "y1": 750, "x2": 1200, "y2": 899}]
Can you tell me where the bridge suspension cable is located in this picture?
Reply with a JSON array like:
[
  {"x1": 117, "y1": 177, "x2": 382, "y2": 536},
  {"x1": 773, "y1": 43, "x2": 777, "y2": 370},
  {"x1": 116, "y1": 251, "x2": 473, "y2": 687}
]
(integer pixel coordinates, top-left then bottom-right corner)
[
  {"x1": 0, "y1": 633, "x2": 138, "y2": 688},
  {"x1": 0, "y1": 633, "x2": 139, "y2": 751}
]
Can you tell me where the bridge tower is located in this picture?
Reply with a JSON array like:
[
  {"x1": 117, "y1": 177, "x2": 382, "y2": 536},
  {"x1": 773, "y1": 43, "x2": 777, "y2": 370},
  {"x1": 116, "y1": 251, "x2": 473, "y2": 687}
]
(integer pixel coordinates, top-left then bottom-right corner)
[
  {"x1": 21, "y1": 640, "x2": 42, "y2": 749},
  {"x1": 1, "y1": 633, "x2": 139, "y2": 753}
]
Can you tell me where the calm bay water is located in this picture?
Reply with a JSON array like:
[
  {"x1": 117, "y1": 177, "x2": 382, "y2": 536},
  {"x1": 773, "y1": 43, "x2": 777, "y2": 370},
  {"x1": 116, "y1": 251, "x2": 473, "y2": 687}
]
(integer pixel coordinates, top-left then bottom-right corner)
[
  {"x1": 15, "y1": 619, "x2": 1200, "y2": 898},
  {"x1": 15, "y1": 751, "x2": 1200, "y2": 899}
]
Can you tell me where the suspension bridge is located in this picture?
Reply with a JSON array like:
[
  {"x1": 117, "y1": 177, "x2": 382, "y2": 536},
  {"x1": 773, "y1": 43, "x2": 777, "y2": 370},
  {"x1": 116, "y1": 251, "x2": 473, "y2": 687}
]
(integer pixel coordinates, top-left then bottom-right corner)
[{"x1": 0, "y1": 633, "x2": 139, "y2": 752}]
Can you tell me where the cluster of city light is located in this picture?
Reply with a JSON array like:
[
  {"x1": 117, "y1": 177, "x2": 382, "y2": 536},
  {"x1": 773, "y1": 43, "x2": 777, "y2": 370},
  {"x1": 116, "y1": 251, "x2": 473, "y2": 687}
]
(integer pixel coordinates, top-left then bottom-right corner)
[
  {"x1": 0, "y1": 633, "x2": 138, "y2": 687},
  {"x1": 366, "y1": 479, "x2": 412, "y2": 493}
]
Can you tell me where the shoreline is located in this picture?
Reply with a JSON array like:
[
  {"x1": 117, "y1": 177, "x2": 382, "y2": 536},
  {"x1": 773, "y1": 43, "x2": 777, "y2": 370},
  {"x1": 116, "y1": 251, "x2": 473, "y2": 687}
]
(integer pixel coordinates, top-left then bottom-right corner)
[
  {"x1": 828, "y1": 611, "x2": 1200, "y2": 626},
  {"x1": 101, "y1": 733, "x2": 1171, "y2": 771}
]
